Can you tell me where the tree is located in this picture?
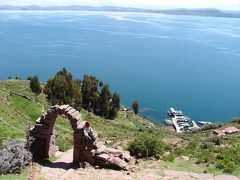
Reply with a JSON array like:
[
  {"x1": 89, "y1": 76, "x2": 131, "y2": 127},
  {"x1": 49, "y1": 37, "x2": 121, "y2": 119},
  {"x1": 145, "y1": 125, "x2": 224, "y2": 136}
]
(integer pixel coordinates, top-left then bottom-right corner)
[
  {"x1": 99, "y1": 81, "x2": 103, "y2": 88},
  {"x1": 99, "y1": 84, "x2": 112, "y2": 117},
  {"x1": 112, "y1": 92, "x2": 120, "y2": 111},
  {"x1": 132, "y1": 100, "x2": 139, "y2": 114},
  {"x1": 44, "y1": 68, "x2": 82, "y2": 110},
  {"x1": 81, "y1": 75, "x2": 99, "y2": 111},
  {"x1": 108, "y1": 92, "x2": 120, "y2": 119},
  {"x1": 29, "y1": 75, "x2": 42, "y2": 95}
]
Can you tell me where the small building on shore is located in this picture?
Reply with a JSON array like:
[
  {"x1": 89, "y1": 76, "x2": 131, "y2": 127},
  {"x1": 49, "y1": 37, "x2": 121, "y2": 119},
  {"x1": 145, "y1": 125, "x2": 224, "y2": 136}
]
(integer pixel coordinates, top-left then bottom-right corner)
[
  {"x1": 223, "y1": 126, "x2": 239, "y2": 134},
  {"x1": 213, "y1": 126, "x2": 239, "y2": 136}
]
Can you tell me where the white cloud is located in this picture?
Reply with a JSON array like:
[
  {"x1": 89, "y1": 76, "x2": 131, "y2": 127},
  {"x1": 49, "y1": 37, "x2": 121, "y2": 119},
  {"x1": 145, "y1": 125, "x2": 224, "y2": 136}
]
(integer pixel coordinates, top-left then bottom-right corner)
[{"x1": 0, "y1": 0, "x2": 240, "y2": 10}]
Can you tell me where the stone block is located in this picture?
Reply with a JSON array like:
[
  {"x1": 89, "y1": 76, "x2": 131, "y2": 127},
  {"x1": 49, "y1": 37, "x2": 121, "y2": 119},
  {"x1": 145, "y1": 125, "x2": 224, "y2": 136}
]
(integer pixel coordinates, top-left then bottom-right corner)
[
  {"x1": 95, "y1": 154, "x2": 110, "y2": 161},
  {"x1": 64, "y1": 106, "x2": 72, "y2": 113},
  {"x1": 77, "y1": 121, "x2": 86, "y2": 129},
  {"x1": 74, "y1": 114, "x2": 82, "y2": 121},
  {"x1": 95, "y1": 144, "x2": 106, "y2": 155},
  {"x1": 71, "y1": 111, "x2": 80, "y2": 118},
  {"x1": 119, "y1": 152, "x2": 132, "y2": 162},
  {"x1": 105, "y1": 148, "x2": 122, "y2": 156},
  {"x1": 95, "y1": 159, "x2": 109, "y2": 167},
  {"x1": 36, "y1": 117, "x2": 41, "y2": 124},
  {"x1": 67, "y1": 109, "x2": 76, "y2": 116},
  {"x1": 109, "y1": 157, "x2": 128, "y2": 170}
]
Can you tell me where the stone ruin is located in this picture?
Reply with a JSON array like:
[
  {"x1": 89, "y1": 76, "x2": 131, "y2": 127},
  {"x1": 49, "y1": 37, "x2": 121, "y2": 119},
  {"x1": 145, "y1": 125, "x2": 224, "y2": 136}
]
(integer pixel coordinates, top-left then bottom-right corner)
[{"x1": 30, "y1": 105, "x2": 134, "y2": 170}]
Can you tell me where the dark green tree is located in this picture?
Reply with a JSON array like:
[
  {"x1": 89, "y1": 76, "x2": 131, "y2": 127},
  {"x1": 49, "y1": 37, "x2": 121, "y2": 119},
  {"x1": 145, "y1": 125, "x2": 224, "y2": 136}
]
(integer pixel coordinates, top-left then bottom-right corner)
[
  {"x1": 132, "y1": 100, "x2": 139, "y2": 114},
  {"x1": 99, "y1": 84, "x2": 112, "y2": 117},
  {"x1": 108, "y1": 92, "x2": 120, "y2": 119},
  {"x1": 81, "y1": 75, "x2": 99, "y2": 111},
  {"x1": 44, "y1": 68, "x2": 82, "y2": 110},
  {"x1": 29, "y1": 75, "x2": 42, "y2": 95},
  {"x1": 112, "y1": 92, "x2": 120, "y2": 111}
]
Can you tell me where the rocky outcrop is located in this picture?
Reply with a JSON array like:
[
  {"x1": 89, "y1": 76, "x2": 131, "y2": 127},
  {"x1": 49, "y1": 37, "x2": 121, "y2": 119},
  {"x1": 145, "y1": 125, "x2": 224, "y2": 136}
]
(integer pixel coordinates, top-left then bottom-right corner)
[{"x1": 30, "y1": 104, "x2": 134, "y2": 170}]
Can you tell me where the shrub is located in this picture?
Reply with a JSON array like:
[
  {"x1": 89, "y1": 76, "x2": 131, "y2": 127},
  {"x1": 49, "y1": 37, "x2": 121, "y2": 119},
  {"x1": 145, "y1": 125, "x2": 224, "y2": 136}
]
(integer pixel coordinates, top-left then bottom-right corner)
[
  {"x1": 201, "y1": 123, "x2": 223, "y2": 131},
  {"x1": 231, "y1": 118, "x2": 240, "y2": 124},
  {"x1": 128, "y1": 134, "x2": 167, "y2": 158},
  {"x1": 209, "y1": 136, "x2": 222, "y2": 145},
  {"x1": 0, "y1": 140, "x2": 32, "y2": 175},
  {"x1": 132, "y1": 100, "x2": 139, "y2": 114},
  {"x1": 215, "y1": 146, "x2": 240, "y2": 173},
  {"x1": 216, "y1": 159, "x2": 236, "y2": 173},
  {"x1": 29, "y1": 75, "x2": 42, "y2": 95}
]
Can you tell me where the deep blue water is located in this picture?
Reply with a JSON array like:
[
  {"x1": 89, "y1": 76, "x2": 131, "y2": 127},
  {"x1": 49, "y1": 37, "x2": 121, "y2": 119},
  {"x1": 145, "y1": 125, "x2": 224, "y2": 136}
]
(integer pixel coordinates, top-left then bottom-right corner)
[{"x1": 0, "y1": 11, "x2": 240, "y2": 124}]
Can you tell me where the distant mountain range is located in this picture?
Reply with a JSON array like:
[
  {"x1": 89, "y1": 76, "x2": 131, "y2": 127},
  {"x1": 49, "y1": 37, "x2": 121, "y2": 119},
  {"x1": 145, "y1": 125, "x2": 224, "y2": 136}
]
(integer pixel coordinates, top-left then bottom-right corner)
[{"x1": 0, "y1": 5, "x2": 240, "y2": 18}]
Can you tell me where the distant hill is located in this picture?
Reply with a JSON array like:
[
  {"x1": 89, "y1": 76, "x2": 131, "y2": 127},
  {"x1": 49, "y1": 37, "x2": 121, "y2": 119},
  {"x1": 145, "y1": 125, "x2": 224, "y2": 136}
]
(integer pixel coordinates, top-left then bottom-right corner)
[{"x1": 0, "y1": 5, "x2": 240, "y2": 18}]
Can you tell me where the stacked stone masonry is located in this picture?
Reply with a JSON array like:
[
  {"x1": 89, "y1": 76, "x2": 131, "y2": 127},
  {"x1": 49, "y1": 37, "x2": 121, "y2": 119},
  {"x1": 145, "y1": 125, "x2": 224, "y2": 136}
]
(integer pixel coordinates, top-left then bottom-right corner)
[{"x1": 30, "y1": 105, "x2": 133, "y2": 170}]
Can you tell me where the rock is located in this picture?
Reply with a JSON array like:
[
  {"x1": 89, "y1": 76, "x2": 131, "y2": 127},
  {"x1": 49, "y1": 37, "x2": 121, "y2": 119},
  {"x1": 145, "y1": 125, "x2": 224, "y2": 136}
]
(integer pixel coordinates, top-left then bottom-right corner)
[
  {"x1": 95, "y1": 141, "x2": 104, "y2": 148},
  {"x1": 109, "y1": 157, "x2": 128, "y2": 170},
  {"x1": 104, "y1": 140, "x2": 112, "y2": 144},
  {"x1": 74, "y1": 114, "x2": 82, "y2": 121},
  {"x1": 77, "y1": 121, "x2": 86, "y2": 129},
  {"x1": 70, "y1": 111, "x2": 80, "y2": 119},
  {"x1": 116, "y1": 146, "x2": 123, "y2": 151},
  {"x1": 150, "y1": 157, "x2": 156, "y2": 161},
  {"x1": 119, "y1": 152, "x2": 132, "y2": 162},
  {"x1": 135, "y1": 159, "x2": 143, "y2": 164},
  {"x1": 95, "y1": 154, "x2": 110, "y2": 161},
  {"x1": 95, "y1": 144, "x2": 106, "y2": 155},
  {"x1": 105, "y1": 148, "x2": 122, "y2": 156},
  {"x1": 79, "y1": 161, "x2": 93, "y2": 169},
  {"x1": 67, "y1": 109, "x2": 76, "y2": 116},
  {"x1": 175, "y1": 156, "x2": 189, "y2": 162}
]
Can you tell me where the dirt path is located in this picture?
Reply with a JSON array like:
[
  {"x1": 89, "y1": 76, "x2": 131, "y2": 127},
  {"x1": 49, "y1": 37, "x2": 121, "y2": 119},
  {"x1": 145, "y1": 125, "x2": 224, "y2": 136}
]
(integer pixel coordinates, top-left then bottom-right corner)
[{"x1": 32, "y1": 149, "x2": 239, "y2": 180}]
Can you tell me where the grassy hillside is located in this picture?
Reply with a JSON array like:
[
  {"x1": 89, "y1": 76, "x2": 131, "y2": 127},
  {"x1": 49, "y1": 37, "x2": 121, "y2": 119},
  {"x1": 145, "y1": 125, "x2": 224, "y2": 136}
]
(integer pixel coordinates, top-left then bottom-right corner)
[
  {"x1": 0, "y1": 80, "x2": 240, "y2": 176},
  {"x1": 0, "y1": 80, "x2": 173, "y2": 150}
]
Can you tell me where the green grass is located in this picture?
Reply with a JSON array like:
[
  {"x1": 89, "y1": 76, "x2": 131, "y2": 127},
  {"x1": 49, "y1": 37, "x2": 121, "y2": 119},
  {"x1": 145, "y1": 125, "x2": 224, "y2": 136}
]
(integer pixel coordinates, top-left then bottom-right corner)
[
  {"x1": 0, "y1": 89, "x2": 7, "y2": 97},
  {"x1": 0, "y1": 169, "x2": 28, "y2": 180},
  {"x1": 161, "y1": 161, "x2": 206, "y2": 174},
  {"x1": 10, "y1": 95, "x2": 42, "y2": 121}
]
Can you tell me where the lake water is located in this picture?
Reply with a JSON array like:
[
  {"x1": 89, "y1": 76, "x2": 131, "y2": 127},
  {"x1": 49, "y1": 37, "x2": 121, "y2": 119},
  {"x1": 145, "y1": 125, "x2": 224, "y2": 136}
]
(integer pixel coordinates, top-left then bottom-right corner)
[{"x1": 0, "y1": 11, "x2": 240, "y2": 124}]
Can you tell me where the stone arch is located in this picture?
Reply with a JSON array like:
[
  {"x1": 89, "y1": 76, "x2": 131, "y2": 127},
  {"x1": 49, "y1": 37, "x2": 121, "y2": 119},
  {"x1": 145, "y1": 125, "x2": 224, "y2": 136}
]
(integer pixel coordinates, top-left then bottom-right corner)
[
  {"x1": 30, "y1": 105, "x2": 86, "y2": 163},
  {"x1": 30, "y1": 104, "x2": 133, "y2": 170}
]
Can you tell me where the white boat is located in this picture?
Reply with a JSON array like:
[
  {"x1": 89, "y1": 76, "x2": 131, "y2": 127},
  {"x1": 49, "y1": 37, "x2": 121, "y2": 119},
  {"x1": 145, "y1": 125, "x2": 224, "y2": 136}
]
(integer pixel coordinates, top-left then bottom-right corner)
[
  {"x1": 198, "y1": 121, "x2": 212, "y2": 125},
  {"x1": 167, "y1": 108, "x2": 183, "y2": 117},
  {"x1": 165, "y1": 119, "x2": 172, "y2": 125}
]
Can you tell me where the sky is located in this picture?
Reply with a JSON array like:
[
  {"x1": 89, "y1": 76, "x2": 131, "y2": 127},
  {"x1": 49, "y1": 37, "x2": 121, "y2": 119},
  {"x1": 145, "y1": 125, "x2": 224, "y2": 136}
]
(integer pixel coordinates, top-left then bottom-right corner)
[{"x1": 0, "y1": 0, "x2": 240, "y2": 10}]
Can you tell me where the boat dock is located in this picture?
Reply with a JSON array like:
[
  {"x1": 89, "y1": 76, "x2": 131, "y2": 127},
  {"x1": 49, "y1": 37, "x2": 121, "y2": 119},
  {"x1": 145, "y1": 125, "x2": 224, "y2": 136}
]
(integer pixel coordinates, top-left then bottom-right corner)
[
  {"x1": 172, "y1": 116, "x2": 183, "y2": 133},
  {"x1": 165, "y1": 108, "x2": 191, "y2": 133},
  {"x1": 165, "y1": 108, "x2": 212, "y2": 133}
]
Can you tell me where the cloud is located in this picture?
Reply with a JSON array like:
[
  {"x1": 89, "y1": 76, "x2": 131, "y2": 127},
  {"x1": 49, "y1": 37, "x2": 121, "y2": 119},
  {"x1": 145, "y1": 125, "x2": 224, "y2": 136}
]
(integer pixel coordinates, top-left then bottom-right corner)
[{"x1": 0, "y1": 0, "x2": 240, "y2": 10}]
